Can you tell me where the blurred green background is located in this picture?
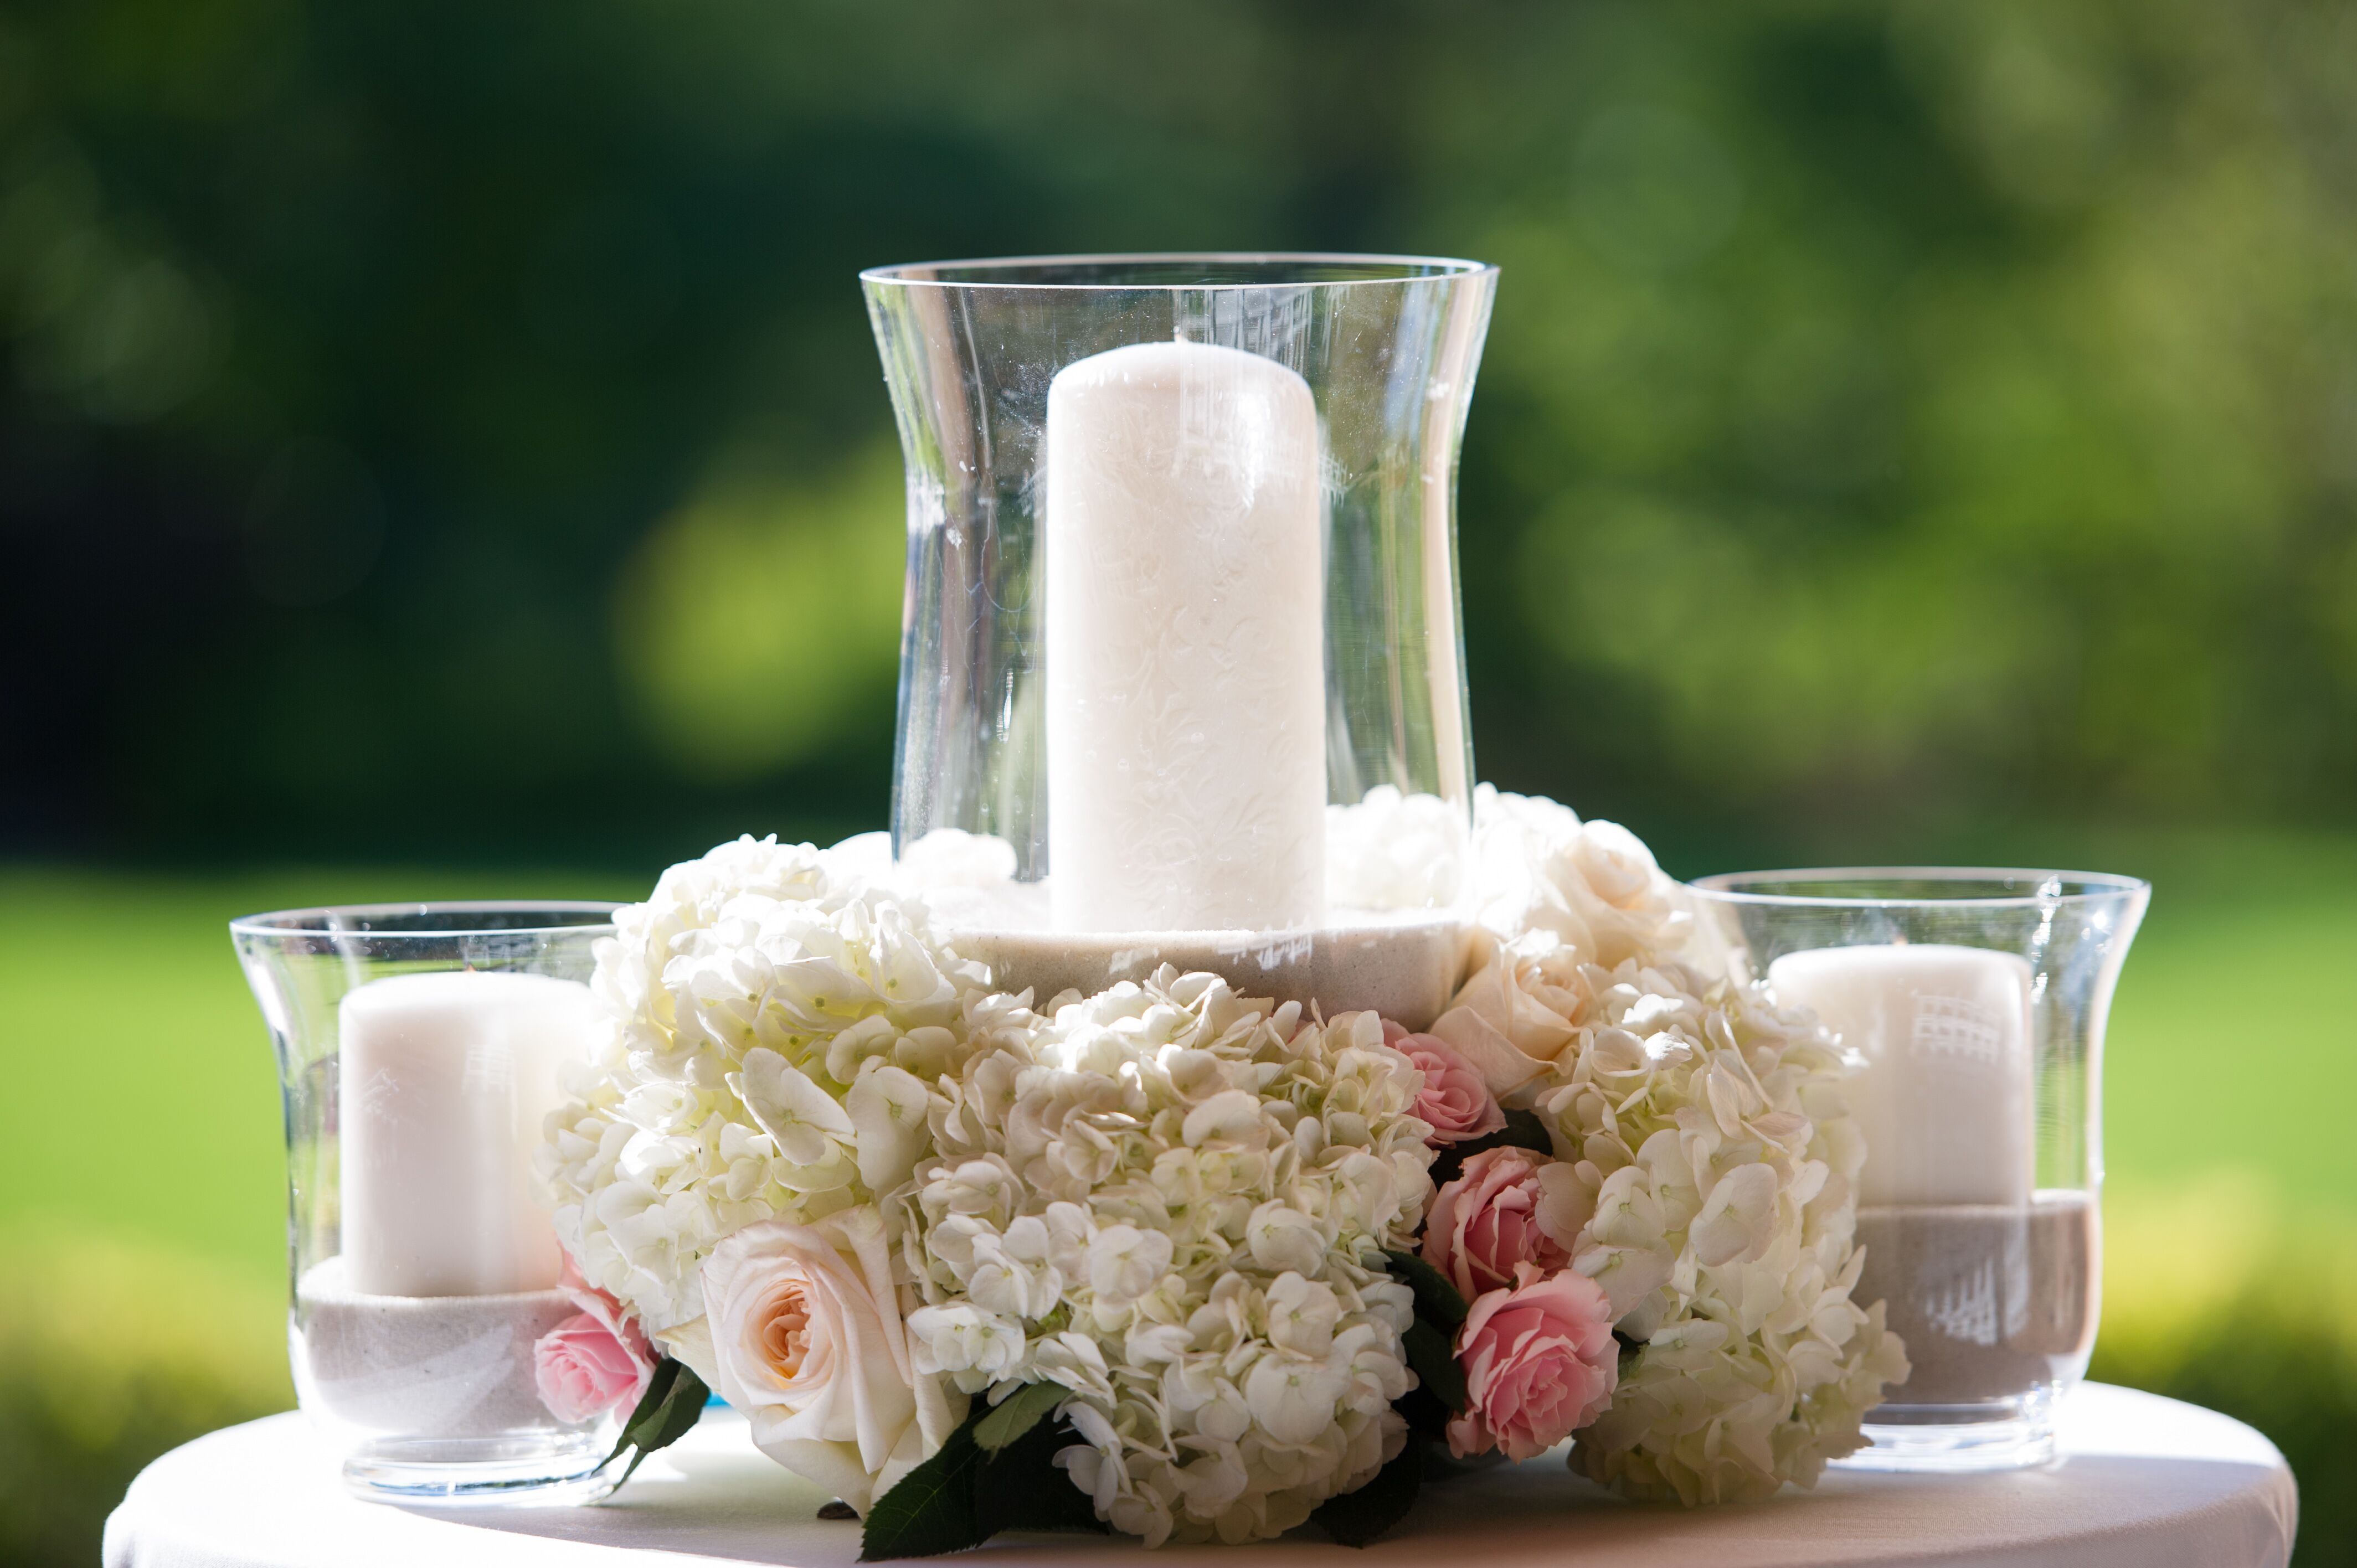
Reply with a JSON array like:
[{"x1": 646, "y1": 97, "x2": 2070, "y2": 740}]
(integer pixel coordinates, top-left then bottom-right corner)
[{"x1": 3, "y1": 0, "x2": 2354, "y2": 1562}]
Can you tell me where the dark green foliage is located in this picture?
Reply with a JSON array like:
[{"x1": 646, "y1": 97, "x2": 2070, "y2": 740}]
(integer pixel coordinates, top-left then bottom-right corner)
[
  {"x1": 4, "y1": 0, "x2": 2355, "y2": 865},
  {"x1": 970, "y1": 1409, "x2": 1105, "y2": 1539},
  {"x1": 1392, "y1": 1379, "x2": 1461, "y2": 1445},
  {"x1": 1402, "y1": 1319, "x2": 1470, "y2": 1419},
  {"x1": 860, "y1": 1396, "x2": 1106, "y2": 1560},
  {"x1": 604, "y1": 1359, "x2": 711, "y2": 1487},
  {"x1": 1311, "y1": 1442, "x2": 1423, "y2": 1548},
  {"x1": 970, "y1": 1379, "x2": 1066, "y2": 1455},
  {"x1": 860, "y1": 1417, "x2": 990, "y2": 1560},
  {"x1": 1429, "y1": 1111, "x2": 1555, "y2": 1190},
  {"x1": 1381, "y1": 1248, "x2": 1473, "y2": 1484},
  {"x1": 1382, "y1": 1249, "x2": 1470, "y2": 1330}
]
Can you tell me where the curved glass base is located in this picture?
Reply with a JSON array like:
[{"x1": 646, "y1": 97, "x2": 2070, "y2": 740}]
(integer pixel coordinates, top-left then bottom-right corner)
[
  {"x1": 1836, "y1": 1388, "x2": 2059, "y2": 1473},
  {"x1": 342, "y1": 1431, "x2": 622, "y2": 1505}
]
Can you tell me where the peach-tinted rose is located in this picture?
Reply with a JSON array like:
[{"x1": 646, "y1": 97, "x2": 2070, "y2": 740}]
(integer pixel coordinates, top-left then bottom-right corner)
[
  {"x1": 1421, "y1": 1145, "x2": 1583, "y2": 1301},
  {"x1": 702, "y1": 1206, "x2": 965, "y2": 1514},
  {"x1": 1447, "y1": 1262, "x2": 1618, "y2": 1461},
  {"x1": 1383, "y1": 1019, "x2": 1507, "y2": 1145},
  {"x1": 534, "y1": 1256, "x2": 656, "y2": 1423}
]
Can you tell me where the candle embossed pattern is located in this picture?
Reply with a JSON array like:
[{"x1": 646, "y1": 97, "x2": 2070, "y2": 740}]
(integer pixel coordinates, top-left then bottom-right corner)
[{"x1": 1044, "y1": 338, "x2": 1325, "y2": 933}]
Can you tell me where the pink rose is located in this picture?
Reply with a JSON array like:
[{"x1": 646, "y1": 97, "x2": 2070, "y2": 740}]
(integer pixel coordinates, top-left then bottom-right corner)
[
  {"x1": 1447, "y1": 1262, "x2": 1618, "y2": 1461},
  {"x1": 1383, "y1": 1020, "x2": 1507, "y2": 1145},
  {"x1": 1421, "y1": 1144, "x2": 1582, "y2": 1301},
  {"x1": 534, "y1": 1255, "x2": 656, "y2": 1425}
]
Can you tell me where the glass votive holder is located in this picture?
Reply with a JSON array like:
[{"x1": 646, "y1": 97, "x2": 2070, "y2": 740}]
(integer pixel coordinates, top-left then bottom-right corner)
[
  {"x1": 231, "y1": 902, "x2": 623, "y2": 1504},
  {"x1": 1685, "y1": 869, "x2": 2148, "y2": 1471}
]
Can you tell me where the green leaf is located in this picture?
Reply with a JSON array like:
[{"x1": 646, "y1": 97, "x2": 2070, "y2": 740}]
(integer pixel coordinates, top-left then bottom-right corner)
[
  {"x1": 603, "y1": 1358, "x2": 678, "y2": 1469},
  {"x1": 972, "y1": 1379, "x2": 1067, "y2": 1455},
  {"x1": 1429, "y1": 1110, "x2": 1557, "y2": 1188},
  {"x1": 603, "y1": 1359, "x2": 712, "y2": 1487},
  {"x1": 1382, "y1": 1249, "x2": 1470, "y2": 1329},
  {"x1": 1393, "y1": 1380, "x2": 1457, "y2": 1442},
  {"x1": 863, "y1": 1400, "x2": 1107, "y2": 1558},
  {"x1": 861, "y1": 1416, "x2": 988, "y2": 1560},
  {"x1": 1312, "y1": 1440, "x2": 1423, "y2": 1546},
  {"x1": 1495, "y1": 1107, "x2": 1553, "y2": 1153},
  {"x1": 974, "y1": 1417, "x2": 1107, "y2": 1536},
  {"x1": 1403, "y1": 1318, "x2": 1468, "y2": 1414}
]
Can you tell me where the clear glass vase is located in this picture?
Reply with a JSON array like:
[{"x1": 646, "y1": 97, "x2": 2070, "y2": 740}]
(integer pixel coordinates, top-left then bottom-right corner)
[
  {"x1": 231, "y1": 902, "x2": 624, "y2": 1503},
  {"x1": 1685, "y1": 869, "x2": 2149, "y2": 1469},
  {"x1": 861, "y1": 254, "x2": 1496, "y2": 1027}
]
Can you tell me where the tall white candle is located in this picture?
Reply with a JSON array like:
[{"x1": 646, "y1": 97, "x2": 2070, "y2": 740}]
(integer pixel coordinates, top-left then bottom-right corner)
[
  {"x1": 338, "y1": 971, "x2": 591, "y2": 1296},
  {"x1": 1767, "y1": 943, "x2": 2035, "y2": 1208},
  {"x1": 1043, "y1": 339, "x2": 1326, "y2": 932}
]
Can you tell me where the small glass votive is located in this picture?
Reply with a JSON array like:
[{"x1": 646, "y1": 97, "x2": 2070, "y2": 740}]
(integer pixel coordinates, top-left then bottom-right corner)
[
  {"x1": 1685, "y1": 869, "x2": 2148, "y2": 1471},
  {"x1": 231, "y1": 902, "x2": 622, "y2": 1504}
]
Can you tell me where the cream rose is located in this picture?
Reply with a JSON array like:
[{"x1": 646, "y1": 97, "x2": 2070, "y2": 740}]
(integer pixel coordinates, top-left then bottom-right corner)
[
  {"x1": 1465, "y1": 788, "x2": 1688, "y2": 973},
  {"x1": 1428, "y1": 930, "x2": 1592, "y2": 1096},
  {"x1": 701, "y1": 1206, "x2": 966, "y2": 1513}
]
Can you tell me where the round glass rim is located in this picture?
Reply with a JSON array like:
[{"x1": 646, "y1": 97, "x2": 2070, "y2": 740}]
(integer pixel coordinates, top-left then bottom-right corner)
[
  {"x1": 228, "y1": 899, "x2": 621, "y2": 939},
  {"x1": 858, "y1": 251, "x2": 1497, "y2": 292},
  {"x1": 1685, "y1": 866, "x2": 2149, "y2": 909}
]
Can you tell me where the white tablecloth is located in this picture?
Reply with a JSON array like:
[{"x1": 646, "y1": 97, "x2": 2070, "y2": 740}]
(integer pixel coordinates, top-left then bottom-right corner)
[{"x1": 104, "y1": 1383, "x2": 2295, "y2": 1568}]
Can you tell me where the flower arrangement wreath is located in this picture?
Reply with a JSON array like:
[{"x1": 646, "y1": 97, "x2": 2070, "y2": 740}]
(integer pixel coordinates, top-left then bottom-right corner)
[{"x1": 534, "y1": 787, "x2": 1907, "y2": 1553}]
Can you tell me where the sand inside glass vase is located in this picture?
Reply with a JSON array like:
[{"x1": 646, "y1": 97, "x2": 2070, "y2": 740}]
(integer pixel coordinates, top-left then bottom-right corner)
[
  {"x1": 295, "y1": 1259, "x2": 576, "y2": 1437},
  {"x1": 893, "y1": 824, "x2": 1473, "y2": 1030},
  {"x1": 949, "y1": 915, "x2": 1468, "y2": 1030},
  {"x1": 1853, "y1": 1192, "x2": 2098, "y2": 1410}
]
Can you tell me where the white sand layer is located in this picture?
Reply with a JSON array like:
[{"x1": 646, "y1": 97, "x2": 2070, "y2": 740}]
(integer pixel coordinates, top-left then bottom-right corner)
[
  {"x1": 296, "y1": 1258, "x2": 579, "y2": 1438},
  {"x1": 951, "y1": 914, "x2": 1469, "y2": 1030}
]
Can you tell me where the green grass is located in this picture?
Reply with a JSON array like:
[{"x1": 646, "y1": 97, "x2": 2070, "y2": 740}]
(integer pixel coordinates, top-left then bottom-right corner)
[{"x1": 2071, "y1": 829, "x2": 2357, "y2": 1217}]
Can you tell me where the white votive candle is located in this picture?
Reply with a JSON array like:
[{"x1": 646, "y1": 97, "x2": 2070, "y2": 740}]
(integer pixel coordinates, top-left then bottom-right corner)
[
  {"x1": 338, "y1": 971, "x2": 592, "y2": 1296},
  {"x1": 1767, "y1": 943, "x2": 2035, "y2": 1208},
  {"x1": 1044, "y1": 339, "x2": 1326, "y2": 933}
]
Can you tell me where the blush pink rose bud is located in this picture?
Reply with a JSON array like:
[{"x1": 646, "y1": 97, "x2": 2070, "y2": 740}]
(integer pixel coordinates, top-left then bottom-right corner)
[
  {"x1": 1447, "y1": 1262, "x2": 1618, "y2": 1462},
  {"x1": 1421, "y1": 1144, "x2": 1579, "y2": 1301},
  {"x1": 1383, "y1": 1019, "x2": 1507, "y2": 1145},
  {"x1": 534, "y1": 1255, "x2": 656, "y2": 1425}
]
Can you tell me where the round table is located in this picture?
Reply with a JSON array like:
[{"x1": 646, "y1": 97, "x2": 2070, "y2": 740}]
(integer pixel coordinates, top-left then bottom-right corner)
[{"x1": 104, "y1": 1383, "x2": 2295, "y2": 1568}]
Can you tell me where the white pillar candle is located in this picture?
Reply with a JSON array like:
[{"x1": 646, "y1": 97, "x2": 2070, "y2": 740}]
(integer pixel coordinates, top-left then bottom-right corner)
[
  {"x1": 338, "y1": 971, "x2": 591, "y2": 1296},
  {"x1": 1767, "y1": 943, "x2": 2035, "y2": 1208},
  {"x1": 1044, "y1": 339, "x2": 1326, "y2": 932}
]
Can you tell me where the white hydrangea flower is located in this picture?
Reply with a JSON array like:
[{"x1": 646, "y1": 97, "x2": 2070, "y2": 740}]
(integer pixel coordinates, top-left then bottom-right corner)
[
  {"x1": 1436, "y1": 793, "x2": 1907, "y2": 1503},
  {"x1": 1324, "y1": 786, "x2": 1466, "y2": 911},
  {"x1": 538, "y1": 834, "x2": 993, "y2": 1339},
  {"x1": 898, "y1": 967, "x2": 1434, "y2": 1546},
  {"x1": 1539, "y1": 957, "x2": 1909, "y2": 1502}
]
